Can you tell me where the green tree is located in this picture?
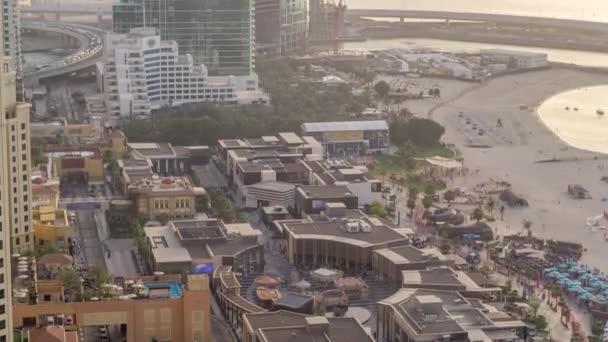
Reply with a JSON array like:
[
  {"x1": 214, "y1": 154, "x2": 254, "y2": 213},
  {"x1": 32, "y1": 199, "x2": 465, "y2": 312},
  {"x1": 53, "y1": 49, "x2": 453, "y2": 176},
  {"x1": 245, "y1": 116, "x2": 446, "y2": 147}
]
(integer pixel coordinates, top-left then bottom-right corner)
[
  {"x1": 195, "y1": 195, "x2": 209, "y2": 213},
  {"x1": 91, "y1": 266, "x2": 111, "y2": 296},
  {"x1": 390, "y1": 118, "x2": 446, "y2": 146},
  {"x1": 443, "y1": 190, "x2": 456, "y2": 204},
  {"x1": 61, "y1": 269, "x2": 82, "y2": 298},
  {"x1": 528, "y1": 297, "x2": 541, "y2": 318},
  {"x1": 406, "y1": 199, "x2": 416, "y2": 214},
  {"x1": 157, "y1": 213, "x2": 169, "y2": 225},
  {"x1": 103, "y1": 150, "x2": 114, "y2": 164},
  {"x1": 209, "y1": 190, "x2": 236, "y2": 223},
  {"x1": 374, "y1": 81, "x2": 390, "y2": 99},
  {"x1": 368, "y1": 201, "x2": 388, "y2": 218},
  {"x1": 422, "y1": 195, "x2": 433, "y2": 209},
  {"x1": 471, "y1": 207, "x2": 484, "y2": 222}
]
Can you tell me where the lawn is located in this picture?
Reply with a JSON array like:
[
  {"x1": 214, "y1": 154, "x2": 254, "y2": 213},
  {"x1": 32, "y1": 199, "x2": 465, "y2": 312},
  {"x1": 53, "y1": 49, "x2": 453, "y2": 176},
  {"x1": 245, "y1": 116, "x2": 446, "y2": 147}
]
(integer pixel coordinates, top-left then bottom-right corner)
[{"x1": 368, "y1": 143, "x2": 456, "y2": 177}]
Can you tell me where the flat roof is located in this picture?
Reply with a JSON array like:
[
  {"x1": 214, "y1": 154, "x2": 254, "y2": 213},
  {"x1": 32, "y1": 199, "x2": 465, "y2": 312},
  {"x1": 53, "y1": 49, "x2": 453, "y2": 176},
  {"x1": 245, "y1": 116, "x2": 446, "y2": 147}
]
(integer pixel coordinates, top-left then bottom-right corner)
[
  {"x1": 278, "y1": 132, "x2": 304, "y2": 145},
  {"x1": 301, "y1": 120, "x2": 388, "y2": 133},
  {"x1": 375, "y1": 245, "x2": 448, "y2": 264},
  {"x1": 297, "y1": 185, "x2": 356, "y2": 199},
  {"x1": 247, "y1": 181, "x2": 295, "y2": 193},
  {"x1": 245, "y1": 311, "x2": 373, "y2": 342},
  {"x1": 281, "y1": 219, "x2": 409, "y2": 247},
  {"x1": 144, "y1": 225, "x2": 192, "y2": 264}
]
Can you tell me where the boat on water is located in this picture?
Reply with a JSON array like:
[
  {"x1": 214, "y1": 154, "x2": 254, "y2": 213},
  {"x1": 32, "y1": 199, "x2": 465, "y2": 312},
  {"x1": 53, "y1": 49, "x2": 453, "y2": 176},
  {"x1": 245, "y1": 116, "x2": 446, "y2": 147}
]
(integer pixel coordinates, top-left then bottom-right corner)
[
  {"x1": 598, "y1": 109, "x2": 605, "y2": 116},
  {"x1": 565, "y1": 106, "x2": 570, "y2": 110},
  {"x1": 574, "y1": 107, "x2": 579, "y2": 111}
]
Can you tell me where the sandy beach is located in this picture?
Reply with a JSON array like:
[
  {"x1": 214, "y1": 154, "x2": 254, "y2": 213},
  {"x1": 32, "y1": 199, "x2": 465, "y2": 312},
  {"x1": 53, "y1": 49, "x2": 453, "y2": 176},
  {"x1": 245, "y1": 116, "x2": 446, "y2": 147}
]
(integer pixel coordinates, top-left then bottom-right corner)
[{"x1": 425, "y1": 66, "x2": 608, "y2": 272}]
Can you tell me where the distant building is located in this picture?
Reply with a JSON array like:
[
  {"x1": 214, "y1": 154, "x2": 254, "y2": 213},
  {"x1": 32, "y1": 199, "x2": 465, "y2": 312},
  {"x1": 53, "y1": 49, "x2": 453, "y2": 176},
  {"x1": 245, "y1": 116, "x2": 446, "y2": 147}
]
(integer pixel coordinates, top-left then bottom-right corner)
[
  {"x1": 481, "y1": 49, "x2": 549, "y2": 69},
  {"x1": 301, "y1": 120, "x2": 390, "y2": 156},
  {"x1": 100, "y1": 28, "x2": 238, "y2": 118},
  {"x1": 31, "y1": 160, "x2": 60, "y2": 209},
  {"x1": 255, "y1": 0, "x2": 308, "y2": 59},
  {"x1": 28, "y1": 326, "x2": 79, "y2": 342},
  {"x1": 127, "y1": 142, "x2": 209, "y2": 176},
  {"x1": 3, "y1": 0, "x2": 21, "y2": 76},
  {"x1": 309, "y1": 0, "x2": 346, "y2": 44},
  {"x1": 144, "y1": 219, "x2": 264, "y2": 275},
  {"x1": 243, "y1": 310, "x2": 374, "y2": 342},
  {"x1": 245, "y1": 181, "x2": 296, "y2": 209},
  {"x1": 44, "y1": 146, "x2": 105, "y2": 184},
  {"x1": 112, "y1": 0, "x2": 258, "y2": 89},
  {"x1": 377, "y1": 288, "x2": 526, "y2": 342},
  {"x1": 275, "y1": 206, "x2": 412, "y2": 272}
]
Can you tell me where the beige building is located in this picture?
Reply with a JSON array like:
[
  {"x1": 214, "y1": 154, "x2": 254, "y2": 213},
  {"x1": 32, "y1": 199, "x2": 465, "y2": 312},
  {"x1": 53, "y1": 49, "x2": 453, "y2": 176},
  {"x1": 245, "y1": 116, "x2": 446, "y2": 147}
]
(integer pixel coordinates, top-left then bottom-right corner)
[
  {"x1": 0, "y1": 53, "x2": 33, "y2": 254},
  {"x1": 13, "y1": 274, "x2": 212, "y2": 342},
  {"x1": 129, "y1": 176, "x2": 206, "y2": 220}
]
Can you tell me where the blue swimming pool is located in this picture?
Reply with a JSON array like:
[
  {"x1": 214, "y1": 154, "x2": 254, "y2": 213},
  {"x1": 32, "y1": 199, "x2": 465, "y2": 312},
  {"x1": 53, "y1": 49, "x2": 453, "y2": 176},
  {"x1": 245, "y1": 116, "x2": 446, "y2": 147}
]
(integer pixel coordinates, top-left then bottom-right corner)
[{"x1": 144, "y1": 281, "x2": 183, "y2": 298}]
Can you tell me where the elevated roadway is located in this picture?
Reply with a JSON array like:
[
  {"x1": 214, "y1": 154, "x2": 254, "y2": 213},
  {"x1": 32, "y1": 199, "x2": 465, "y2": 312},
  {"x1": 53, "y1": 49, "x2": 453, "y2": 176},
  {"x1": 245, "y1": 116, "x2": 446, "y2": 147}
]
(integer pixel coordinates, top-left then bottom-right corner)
[
  {"x1": 22, "y1": 20, "x2": 103, "y2": 85},
  {"x1": 347, "y1": 9, "x2": 608, "y2": 32}
]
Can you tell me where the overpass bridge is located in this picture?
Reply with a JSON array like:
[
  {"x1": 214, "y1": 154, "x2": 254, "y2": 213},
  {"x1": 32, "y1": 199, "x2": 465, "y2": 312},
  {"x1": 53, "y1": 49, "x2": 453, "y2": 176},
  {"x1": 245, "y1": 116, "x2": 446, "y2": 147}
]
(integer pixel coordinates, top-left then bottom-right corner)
[
  {"x1": 347, "y1": 9, "x2": 608, "y2": 32},
  {"x1": 22, "y1": 20, "x2": 103, "y2": 86}
]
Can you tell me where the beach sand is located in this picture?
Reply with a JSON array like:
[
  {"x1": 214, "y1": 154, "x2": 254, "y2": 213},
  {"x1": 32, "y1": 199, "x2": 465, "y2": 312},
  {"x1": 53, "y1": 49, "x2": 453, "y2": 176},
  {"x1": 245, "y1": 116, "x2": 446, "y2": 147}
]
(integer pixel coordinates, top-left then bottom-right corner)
[{"x1": 429, "y1": 66, "x2": 608, "y2": 272}]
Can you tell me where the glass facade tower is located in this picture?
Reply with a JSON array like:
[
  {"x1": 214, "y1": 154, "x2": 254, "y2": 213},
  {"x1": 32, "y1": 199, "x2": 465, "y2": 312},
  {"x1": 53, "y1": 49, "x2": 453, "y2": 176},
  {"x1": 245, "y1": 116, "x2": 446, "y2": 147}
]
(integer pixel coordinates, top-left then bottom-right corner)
[{"x1": 113, "y1": 0, "x2": 253, "y2": 76}]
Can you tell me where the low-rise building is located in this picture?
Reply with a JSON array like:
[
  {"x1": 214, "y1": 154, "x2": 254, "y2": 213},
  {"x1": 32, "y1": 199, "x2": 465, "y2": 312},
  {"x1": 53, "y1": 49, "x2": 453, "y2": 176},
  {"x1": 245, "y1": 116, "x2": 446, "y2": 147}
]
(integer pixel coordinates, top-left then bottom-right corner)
[
  {"x1": 372, "y1": 245, "x2": 454, "y2": 288},
  {"x1": 377, "y1": 288, "x2": 526, "y2": 342},
  {"x1": 243, "y1": 310, "x2": 374, "y2": 342},
  {"x1": 115, "y1": 158, "x2": 155, "y2": 193},
  {"x1": 128, "y1": 176, "x2": 205, "y2": 220},
  {"x1": 234, "y1": 159, "x2": 309, "y2": 196},
  {"x1": 128, "y1": 142, "x2": 193, "y2": 176},
  {"x1": 217, "y1": 132, "x2": 322, "y2": 183},
  {"x1": 275, "y1": 206, "x2": 412, "y2": 272},
  {"x1": 295, "y1": 185, "x2": 359, "y2": 217},
  {"x1": 33, "y1": 207, "x2": 70, "y2": 249},
  {"x1": 144, "y1": 219, "x2": 264, "y2": 276},
  {"x1": 31, "y1": 160, "x2": 60, "y2": 209},
  {"x1": 245, "y1": 181, "x2": 296, "y2": 209},
  {"x1": 481, "y1": 48, "x2": 549, "y2": 69},
  {"x1": 401, "y1": 267, "x2": 502, "y2": 297},
  {"x1": 13, "y1": 274, "x2": 212, "y2": 342},
  {"x1": 44, "y1": 146, "x2": 104, "y2": 184},
  {"x1": 301, "y1": 120, "x2": 390, "y2": 156},
  {"x1": 302, "y1": 159, "x2": 383, "y2": 205}
]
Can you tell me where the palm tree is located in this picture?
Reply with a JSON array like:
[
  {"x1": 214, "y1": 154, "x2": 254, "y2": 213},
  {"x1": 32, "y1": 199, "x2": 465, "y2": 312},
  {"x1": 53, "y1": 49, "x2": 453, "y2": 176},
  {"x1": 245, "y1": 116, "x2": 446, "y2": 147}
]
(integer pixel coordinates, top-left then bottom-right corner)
[
  {"x1": 392, "y1": 96, "x2": 403, "y2": 113},
  {"x1": 522, "y1": 219, "x2": 533, "y2": 238},
  {"x1": 485, "y1": 197, "x2": 496, "y2": 213}
]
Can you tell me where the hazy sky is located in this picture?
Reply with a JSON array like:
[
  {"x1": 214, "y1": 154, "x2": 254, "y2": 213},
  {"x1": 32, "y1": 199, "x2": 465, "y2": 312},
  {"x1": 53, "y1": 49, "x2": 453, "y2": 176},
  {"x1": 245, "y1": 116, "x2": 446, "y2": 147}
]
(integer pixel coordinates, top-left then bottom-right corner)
[{"x1": 347, "y1": 0, "x2": 608, "y2": 21}]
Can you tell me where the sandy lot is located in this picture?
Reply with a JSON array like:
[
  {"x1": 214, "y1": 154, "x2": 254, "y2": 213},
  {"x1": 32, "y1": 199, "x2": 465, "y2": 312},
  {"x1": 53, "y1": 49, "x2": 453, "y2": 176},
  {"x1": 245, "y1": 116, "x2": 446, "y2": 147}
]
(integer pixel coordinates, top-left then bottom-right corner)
[{"x1": 428, "y1": 67, "x2": 608, "y2": 272}]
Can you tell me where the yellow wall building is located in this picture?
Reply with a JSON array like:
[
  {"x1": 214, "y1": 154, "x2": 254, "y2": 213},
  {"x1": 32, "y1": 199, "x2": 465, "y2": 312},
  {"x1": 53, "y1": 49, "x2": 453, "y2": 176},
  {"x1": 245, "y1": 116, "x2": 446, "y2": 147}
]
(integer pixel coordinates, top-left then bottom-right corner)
[
  {"x1": 33, "y1": 207, "x2": 70, "y2": 249},
  {"x1": 130, "y1": 176, "x2": 205, "y2": 220}
]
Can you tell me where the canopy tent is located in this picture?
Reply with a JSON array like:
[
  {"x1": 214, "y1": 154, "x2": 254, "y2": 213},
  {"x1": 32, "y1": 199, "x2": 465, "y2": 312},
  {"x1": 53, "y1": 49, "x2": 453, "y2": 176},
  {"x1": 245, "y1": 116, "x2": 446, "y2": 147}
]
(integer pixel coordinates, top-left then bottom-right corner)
[
  {"x1": 424, "y1": 156, "x2": 463, "y2": 169},
  {"x1": 334, "y1": 277, "x2": 366, "y2": 292},
  {"x1": 255, "y1": 275, "x2": 281, "y2": 288},
  {"x1": 311, "y1": 268, "x2": 342, "y2": 284}
]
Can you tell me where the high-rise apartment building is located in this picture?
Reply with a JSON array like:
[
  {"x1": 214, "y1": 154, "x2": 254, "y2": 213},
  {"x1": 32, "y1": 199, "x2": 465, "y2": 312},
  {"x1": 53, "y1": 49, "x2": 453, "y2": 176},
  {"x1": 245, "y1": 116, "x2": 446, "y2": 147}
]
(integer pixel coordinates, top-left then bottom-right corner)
[
  {"x1": 0, "y1": 53, "x2": 33, "y2": 254},
  {"x1": 99, "y1": 28, "x2": 238, "y2": 117},
  {"x1": 255, "y1": 0, "x2": 308, "y2": 60},
  {"x1": 2, "y1": 0, "x2": 21, "y2": 75},
  {"x1": 113, "y1": 0, "x2": 256, "y2": 86}
]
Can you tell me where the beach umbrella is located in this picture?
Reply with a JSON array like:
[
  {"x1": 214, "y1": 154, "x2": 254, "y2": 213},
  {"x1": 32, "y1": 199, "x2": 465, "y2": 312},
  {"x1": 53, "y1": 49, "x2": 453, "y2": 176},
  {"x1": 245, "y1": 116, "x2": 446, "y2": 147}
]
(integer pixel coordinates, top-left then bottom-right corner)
[
  {"x1": 559, "y1": 263, "x2": 568, "y2": 269},
  {"x1": 593, "y1": 282, "x2": 602, "y2": 288},
  {"x1": 581, "y1": 293, "x2": 590, "y2": 300}
]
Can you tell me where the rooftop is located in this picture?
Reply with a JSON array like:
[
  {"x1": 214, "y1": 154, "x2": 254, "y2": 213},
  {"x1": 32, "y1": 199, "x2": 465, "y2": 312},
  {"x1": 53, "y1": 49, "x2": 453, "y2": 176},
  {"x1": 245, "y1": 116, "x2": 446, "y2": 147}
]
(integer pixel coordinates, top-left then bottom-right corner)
[
  {"x1": 144, "y1": 225, "x2": 192, "y2": 264},
  {"x1": 247, "y1": 181, "x2": 295, "y2": 193},
  {"x1": 129, "y1": 176, "x2": 200, "y2": 196},
  {"x1": 374, "y1": 245, "x2": 448, "y2": 264},
  {"x1": 128, "y1": 142, "x2": 177, "y2": 157},
  {"x1": 297, "y1": 185, "x2": 356, "y2": 199},
  {"x1": 280, "y1": 215, "x2": 409, "y2": 247},
  {"x1": 301, "y1": 120, "x2": 388, "y2": 133},
  {"x1": 245, "y1": 311, "x2": 373, "y2": 342}
]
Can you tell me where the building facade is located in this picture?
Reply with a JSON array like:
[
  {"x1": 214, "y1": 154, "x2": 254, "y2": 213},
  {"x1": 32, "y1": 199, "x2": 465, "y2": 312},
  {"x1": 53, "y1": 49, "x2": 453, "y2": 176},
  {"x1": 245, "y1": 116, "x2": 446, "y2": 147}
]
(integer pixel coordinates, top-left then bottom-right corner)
[
  {"x1": 101, "y1": 28, "x2": 238, "y2": 118},
  {"x1": 112, "y1": 0, "x2": 257, "y2": 88},
  {"x1": 301, "y1": 120, "x2": 390, "y2": 156},
  {"x1": 255, "y1": 0, "x2": 308, "y2": 60},
  {"x1": 3, "y1": 0, "x2": 21, "y2": 76},
  {"x1": 0, "y1": 54, "x2": 33, "y2": 254}
]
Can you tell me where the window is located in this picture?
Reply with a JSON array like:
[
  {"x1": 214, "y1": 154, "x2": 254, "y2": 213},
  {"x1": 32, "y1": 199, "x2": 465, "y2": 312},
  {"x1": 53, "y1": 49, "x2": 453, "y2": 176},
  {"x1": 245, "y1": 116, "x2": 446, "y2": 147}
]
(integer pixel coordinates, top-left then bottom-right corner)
[
  {"x1": 15, "y1": 238, "x2": 19, "y2": 246},
  {"x1": 43, "y1": 294, "x2": 51, "y2": 302},
  {"x1": 0, "y1": 304, "x2": 5, "y2": 314}
]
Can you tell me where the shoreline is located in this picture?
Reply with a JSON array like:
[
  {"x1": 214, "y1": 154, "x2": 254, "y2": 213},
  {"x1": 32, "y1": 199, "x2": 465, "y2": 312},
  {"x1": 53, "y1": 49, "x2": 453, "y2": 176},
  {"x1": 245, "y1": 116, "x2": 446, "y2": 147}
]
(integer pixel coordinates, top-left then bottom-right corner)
[{"x1": 416, "y1": 66, "x2": 608, "y2": 272}]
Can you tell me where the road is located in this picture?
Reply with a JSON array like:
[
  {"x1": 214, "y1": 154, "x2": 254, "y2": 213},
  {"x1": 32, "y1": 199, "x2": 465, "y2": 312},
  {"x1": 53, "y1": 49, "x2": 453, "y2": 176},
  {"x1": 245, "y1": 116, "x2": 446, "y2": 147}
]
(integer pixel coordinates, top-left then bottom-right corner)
[{"x1": 75, "y1": 210, "x2": 106, "y2": 269}]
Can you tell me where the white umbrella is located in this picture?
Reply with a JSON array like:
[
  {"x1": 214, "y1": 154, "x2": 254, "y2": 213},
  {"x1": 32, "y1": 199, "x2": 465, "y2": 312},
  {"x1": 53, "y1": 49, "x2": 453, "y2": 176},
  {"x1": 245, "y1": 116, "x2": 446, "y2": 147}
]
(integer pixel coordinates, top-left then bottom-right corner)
[
  {"x1": 153, "y1": 271, "x2": 164, "y2": 276},
  {"x1": 17, "y1": 275, "x2": 28, "y2": 280},
  {"x1": 90, "y1": 297, "x2": 99, "y2": 301},
  {"x1": 124, "y1": 280, "x2": 135, "y2": 285}
]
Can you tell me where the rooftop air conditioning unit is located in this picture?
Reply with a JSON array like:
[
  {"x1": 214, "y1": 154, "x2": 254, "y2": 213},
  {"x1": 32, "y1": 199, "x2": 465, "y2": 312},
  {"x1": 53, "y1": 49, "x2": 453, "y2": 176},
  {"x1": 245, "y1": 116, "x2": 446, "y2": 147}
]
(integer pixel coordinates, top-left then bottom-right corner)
[{"x1": 359, "y1": 221, "x2": 372, "y2": 233}]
